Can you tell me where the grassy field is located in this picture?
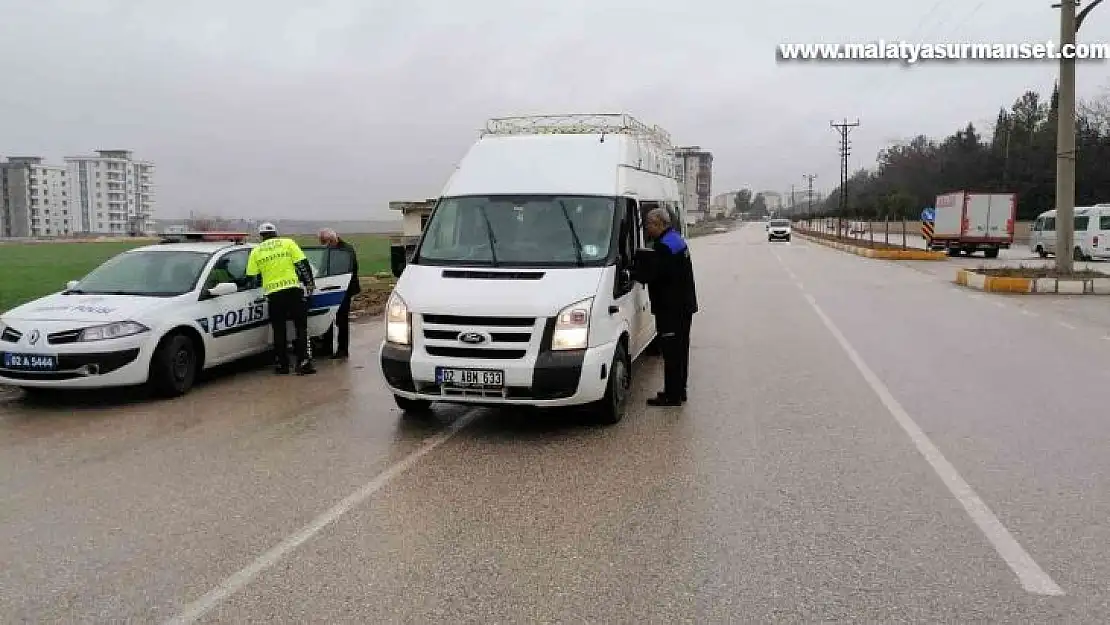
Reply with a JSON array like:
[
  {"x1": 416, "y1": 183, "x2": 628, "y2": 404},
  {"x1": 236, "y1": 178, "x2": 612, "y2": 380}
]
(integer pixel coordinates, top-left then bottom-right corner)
[{"x1": 0, "y1": 234, "x2": 392, "y2": 314}]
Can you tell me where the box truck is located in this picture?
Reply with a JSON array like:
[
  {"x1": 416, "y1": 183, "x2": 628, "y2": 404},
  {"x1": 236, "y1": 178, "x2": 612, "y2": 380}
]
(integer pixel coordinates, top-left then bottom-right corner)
[{"x1": 930, "y1": 191, "x2": 1016, "y2": 257}]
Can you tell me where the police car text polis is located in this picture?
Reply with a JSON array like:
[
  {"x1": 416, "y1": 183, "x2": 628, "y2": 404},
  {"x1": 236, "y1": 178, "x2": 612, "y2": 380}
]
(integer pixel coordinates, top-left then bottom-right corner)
[{"x1": 0, "y1": 232, "x2": 353, "y2": 396}]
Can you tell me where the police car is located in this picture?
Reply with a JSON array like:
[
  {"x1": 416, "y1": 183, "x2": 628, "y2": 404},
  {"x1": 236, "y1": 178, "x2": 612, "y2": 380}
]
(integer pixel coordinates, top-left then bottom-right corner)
[{"x1": 0, "y1": 232, "x2": 354, "y2": 396}]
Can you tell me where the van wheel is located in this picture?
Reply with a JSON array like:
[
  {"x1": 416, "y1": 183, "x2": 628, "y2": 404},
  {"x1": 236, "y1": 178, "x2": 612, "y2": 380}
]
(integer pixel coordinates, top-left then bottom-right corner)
[
  {"x1": 983, "y1": 247, "x2": 999, "y2": 259},
  {"x1": 1074, "y1": 247, "x2": 1086, "y2": 261},
  {"x1": 593, "y1": 342, "x2": 630, "y2": 425},
  {"x1": 1036, "y1": 246, "x2": 1048, "y2": 258},
  {"x1": 946, "y1": 247, "x2": 959, "y2": 257},
  {"x1": 394, "y1": 394, "x2": 432, "y2": 415},
  {"x1": 149, "y1": 333, "x2": 197, "y2": 397}
]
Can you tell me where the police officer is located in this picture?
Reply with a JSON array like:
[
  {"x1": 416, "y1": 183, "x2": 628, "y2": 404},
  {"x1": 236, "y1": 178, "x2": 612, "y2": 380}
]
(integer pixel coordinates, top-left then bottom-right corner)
[
  {"x1": 637, "y1": 207, "x2": 698, "y2": 406},
  {"x1": 317, "y1": 228, "x2": 360, "y2": 359},
  {"x1": 246, "y1": 222, "x2": 317, "y2": 375}
]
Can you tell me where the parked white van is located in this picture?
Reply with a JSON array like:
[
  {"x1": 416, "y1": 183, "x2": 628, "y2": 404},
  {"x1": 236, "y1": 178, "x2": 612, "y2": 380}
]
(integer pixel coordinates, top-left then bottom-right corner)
[
  {"x1": 379, "y1": 114, "x2": 684, "y2": 424},
  {"x1": 1029, "y1": 205, "x2": 1110, "y2": 260}
]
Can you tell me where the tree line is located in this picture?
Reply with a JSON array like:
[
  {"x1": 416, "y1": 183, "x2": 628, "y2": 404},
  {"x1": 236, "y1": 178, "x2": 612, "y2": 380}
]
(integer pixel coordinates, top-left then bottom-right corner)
[{"x1": 793, "y1": 85, "x2": 1110, "y2": 221}]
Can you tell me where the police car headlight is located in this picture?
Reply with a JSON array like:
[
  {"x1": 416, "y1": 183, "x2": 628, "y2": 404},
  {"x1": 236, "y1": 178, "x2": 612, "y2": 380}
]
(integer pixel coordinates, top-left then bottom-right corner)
[
  {"x1": 552, "y1": 297, "x2": 592, "y2": 351},
  {"x1": 78, "y1": 321, "x2": 149, "y2": 342},
  {"x1": 384, "y1": 292, "x2": 411, "y2": 345}
]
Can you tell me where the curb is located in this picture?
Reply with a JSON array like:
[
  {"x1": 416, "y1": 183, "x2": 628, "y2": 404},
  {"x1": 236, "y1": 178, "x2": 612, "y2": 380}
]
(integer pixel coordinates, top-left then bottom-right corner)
[
  {"x1": 795, "y1": 230, "x2": 947, "y2": 261},
  {"x1": 955, "y1": 269, "x2": 1110, "y2": 294}
]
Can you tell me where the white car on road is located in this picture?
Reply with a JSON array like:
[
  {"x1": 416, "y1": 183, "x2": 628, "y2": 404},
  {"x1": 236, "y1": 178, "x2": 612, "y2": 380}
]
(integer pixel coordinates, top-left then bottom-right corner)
[
  {"x1": 0, "y1": 233, "x2": 354, "y2": 396},
  {"x1": 767, "y1": 218, "x2": 792, "y2": 242}
]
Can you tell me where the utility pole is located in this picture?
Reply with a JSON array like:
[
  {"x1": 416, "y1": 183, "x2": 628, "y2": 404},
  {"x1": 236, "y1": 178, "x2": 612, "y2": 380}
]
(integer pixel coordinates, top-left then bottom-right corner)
[
  {"x1": 1054, "y1": 0, "x2": 1103, "y2": 273},
  {"x1": 803, "y1": 173, "x2": 817, "y2": 216},
  {"x1": 831, "y1": 118, "x2": 860, "y2": 238},
  {"x1": 790, "y1": 184, "x2": 796, "y2": 214}
]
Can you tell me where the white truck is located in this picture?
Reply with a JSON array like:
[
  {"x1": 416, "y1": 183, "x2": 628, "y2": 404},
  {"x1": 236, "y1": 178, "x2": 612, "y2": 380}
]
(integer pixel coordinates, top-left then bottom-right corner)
[{"x1": 930, "y1": 191, "x2": 1016, "y2": 258}]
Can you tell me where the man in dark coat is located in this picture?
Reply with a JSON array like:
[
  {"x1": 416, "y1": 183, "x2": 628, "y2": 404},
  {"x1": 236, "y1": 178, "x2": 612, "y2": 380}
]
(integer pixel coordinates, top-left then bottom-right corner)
[
  {"x1": 318, "y1": 228, "x2": 360, "y2": 359},
  {"x1": 637, "y1": 208, "x2": 698, "y2": 406}
]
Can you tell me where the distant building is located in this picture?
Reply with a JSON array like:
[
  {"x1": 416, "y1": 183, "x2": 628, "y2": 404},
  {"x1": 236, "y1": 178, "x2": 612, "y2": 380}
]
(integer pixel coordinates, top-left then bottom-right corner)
[
  {"x1": 760, "y1": 191, "x2": 783, "y2": 213},
  {"x1": 65, "y1": 150, "x2": 155, "y2": 236},
  {"x1": 0, "y1": 157, "x2": 69, "y2": 237},
  {"x1": 0, "y1": 149, "x2": 154, "y2": 238},
  {"x1": 711, "y1": 191, "x2": 739, "y2": 218},
  {"x1": 674, "y1": 146, "x2": 712, "y2": 224}
]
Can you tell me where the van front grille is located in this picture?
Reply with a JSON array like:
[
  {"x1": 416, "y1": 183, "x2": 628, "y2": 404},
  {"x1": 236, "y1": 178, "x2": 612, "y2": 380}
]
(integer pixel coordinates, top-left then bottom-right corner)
[{"x1": 419, "y1": 313, "x2": 537, "y2": 360}]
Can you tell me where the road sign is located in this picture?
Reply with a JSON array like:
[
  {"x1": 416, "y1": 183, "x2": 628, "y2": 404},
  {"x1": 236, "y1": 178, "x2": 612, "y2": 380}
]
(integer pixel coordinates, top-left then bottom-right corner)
[
  {"x1": 921, "y1": 207, "x2": 935, "y2": 222},
  {"x1": 922, "y1": 220, "x2": 935, "y2": 244}
]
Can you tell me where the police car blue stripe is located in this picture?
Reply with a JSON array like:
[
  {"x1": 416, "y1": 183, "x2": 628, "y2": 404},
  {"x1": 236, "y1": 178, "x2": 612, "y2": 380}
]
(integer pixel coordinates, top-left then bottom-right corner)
[{"x1": 309, "y1": 290, "x2": 347, "y2": 308}]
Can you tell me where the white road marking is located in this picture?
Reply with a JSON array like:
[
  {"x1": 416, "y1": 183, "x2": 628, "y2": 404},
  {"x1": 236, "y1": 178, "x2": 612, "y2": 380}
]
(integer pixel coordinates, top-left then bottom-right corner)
[
  {"x1": 992, "y1": 300, "x2": 1007, "y2": 308},
  {"x1": 771, "y1": 251, "x2": 1064, "y2": 597},
  {"x1": 162, "y1": 414, "x2": 476, "y2": 625},
  {"x1": 1058, "y1": 321, "x2": 1076, "y2": 330},
  {"x1": 1021, "y1": 309, "x2": 1038, "y2": 317}
]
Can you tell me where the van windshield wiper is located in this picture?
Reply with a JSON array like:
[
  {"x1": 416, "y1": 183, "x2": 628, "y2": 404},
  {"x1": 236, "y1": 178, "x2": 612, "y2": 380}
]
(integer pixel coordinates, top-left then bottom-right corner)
[
  {"x1": 557, "y1": 201, "x2": 585, "y2": 267},
  {"x1": 477, "y1": 204, "x2": 500, "y2": 267}
]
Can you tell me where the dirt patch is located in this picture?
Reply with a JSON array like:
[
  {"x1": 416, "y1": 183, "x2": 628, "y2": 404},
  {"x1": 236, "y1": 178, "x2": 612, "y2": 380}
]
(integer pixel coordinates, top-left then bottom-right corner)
[
  {"x1": 349, "y1": 272, "x2": 395, "y2": 321},
  {"x1": 974, "y1": 265, "x2": 1108, "y2": 279},
  {"x1": 798, "y1": 229, "x2": 918, "y2": 250}
]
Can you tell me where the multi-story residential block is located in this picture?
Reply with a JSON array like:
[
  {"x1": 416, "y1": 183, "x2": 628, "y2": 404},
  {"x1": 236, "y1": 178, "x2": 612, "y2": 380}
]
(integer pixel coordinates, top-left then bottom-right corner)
[
  {"x1": 674, "y1": 146, "x2": 712, "y2": 224},
  {"x1": 66, "y1": 150, "x2": 156, "y2": 235},
  {"x1": 0, "y1": 157, "x2": 72, "y2": 237},
  {"x1": 0, "y1": 150, "x2": 154, "y2": 237}
]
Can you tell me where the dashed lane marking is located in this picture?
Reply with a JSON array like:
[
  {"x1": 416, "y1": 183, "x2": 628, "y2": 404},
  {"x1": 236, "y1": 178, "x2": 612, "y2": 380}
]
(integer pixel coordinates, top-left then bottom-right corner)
[{"x1": 771, "y1": 249, "x2": 1065, "y2": 597}]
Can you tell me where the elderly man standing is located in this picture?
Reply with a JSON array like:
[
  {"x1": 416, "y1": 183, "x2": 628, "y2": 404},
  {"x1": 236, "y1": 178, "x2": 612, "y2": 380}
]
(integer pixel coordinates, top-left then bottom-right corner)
[
  {"x1": 636, "y1": 207, "x2": 698, "y2": 406},
  {"x1": 318, "y1": 228, "x2": 360, "y2": 359}
]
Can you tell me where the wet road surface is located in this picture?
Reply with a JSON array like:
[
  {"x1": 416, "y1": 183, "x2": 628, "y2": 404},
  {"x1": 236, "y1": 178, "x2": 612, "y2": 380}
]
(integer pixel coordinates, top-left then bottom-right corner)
[{"x1": 3, "y1": 224, "x2": 1109, "y2": 622}]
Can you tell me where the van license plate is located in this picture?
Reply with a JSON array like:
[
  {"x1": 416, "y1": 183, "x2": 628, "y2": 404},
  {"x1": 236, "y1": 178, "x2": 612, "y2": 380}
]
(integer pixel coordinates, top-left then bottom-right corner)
[
  {"x1": 3, "y1": 352, "x2": 58, "y2": 371},
  {"x1": 436, "y1": 367, "x2": 504, "y2": 388}
]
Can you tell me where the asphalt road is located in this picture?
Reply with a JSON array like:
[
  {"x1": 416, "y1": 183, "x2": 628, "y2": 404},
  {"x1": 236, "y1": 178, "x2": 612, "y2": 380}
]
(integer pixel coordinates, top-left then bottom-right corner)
[{"x1": 3, "y1": 224, "x2": 1110, "y2": 622}]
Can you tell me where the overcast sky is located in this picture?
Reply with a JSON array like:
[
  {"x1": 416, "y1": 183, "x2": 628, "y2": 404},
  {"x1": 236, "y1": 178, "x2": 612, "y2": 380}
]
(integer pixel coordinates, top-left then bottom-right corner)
[{"x1": 2, "y1": 0, "x2": 1109, "y2": 219}]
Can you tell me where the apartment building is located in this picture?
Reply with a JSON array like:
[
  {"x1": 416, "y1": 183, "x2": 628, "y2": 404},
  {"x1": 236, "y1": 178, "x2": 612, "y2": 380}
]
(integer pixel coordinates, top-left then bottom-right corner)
[
  {"x1": 0, "y1": 157, "x2": 72, "y2": 238},
  {"x1": 66, "y1": 150, "x2": 155, "y2": 235},
  {"x1": 0, "y1": 150, "x2": 155, "y2": 237},
  {"x1": 711, "y1": 191, "x2": 738, "y2": 218},
  {"x1": 674, "y1": 146, "x2": 712, "y2": 224}
]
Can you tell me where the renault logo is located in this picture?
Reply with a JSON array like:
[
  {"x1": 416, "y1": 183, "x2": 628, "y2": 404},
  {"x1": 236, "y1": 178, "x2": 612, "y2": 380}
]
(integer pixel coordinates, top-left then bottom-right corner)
[
  {"x1": 457, "y1": 331, "x2": 489, "y2": 345},
  {"x1": 28, "y1": 329, "x2": 40, "y2": 345}
]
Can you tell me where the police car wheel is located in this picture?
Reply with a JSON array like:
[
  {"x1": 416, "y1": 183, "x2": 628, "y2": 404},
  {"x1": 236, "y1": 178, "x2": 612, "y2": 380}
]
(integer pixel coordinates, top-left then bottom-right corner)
[
  {"x1": 150, "y1": 333, "x2": 197, "y2": 397},
  {"x1": 593, "y1": 341, "x2": 630, "y2": 425}
]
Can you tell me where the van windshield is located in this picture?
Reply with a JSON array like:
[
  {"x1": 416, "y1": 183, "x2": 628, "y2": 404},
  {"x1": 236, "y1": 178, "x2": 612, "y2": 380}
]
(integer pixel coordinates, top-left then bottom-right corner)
[
  {"x1": 770, "y1": 219, "x2": 790, "y2": 227},
  {"x1": 415, "y1": 195, "x2": 616, "y2": 267}
]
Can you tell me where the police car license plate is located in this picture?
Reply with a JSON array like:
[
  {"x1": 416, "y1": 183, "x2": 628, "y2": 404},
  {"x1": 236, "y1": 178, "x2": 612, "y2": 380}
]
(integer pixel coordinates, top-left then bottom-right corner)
[
  {"x1": 3, "y1": 352, "x2": 58, "y2": 371},
  {"x1": 436, "y1": 367, "x2": 504, "y2": 388}
]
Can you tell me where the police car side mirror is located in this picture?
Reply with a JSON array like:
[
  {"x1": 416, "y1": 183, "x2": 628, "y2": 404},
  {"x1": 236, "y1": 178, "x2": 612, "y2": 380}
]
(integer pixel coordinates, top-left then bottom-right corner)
[{"x1": 207, "y1": 282, "x2": 238, "y2": 297}]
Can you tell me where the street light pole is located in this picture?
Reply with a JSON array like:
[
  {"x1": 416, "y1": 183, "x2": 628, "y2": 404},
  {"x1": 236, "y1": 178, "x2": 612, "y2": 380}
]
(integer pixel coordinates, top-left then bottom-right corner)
[{"x1": 1055, "y1": 0, "x2": 1078, "y2": 273}]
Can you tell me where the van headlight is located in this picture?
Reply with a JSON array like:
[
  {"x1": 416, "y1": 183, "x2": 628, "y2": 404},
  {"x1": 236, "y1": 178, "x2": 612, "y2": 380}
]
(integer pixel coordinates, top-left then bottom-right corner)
[
  {"x1": 385, "y1": 292, "x2": 411, "y2": 345},
  {"x1": 78, "y1": 321, "x2": 149, "y2": 342},
  {"x1": 552, "y1": 297, "x2": 592, "y2": 350}
]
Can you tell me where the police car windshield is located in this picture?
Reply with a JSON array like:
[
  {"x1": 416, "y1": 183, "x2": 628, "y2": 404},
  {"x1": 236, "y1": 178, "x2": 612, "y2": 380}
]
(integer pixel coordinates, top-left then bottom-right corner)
[
  {"x1": 416, "y1": 195, "x2": 616, "y2": 267},
  {"x1": 72, "y1": 250, "x2": 210, "y2": 296}
]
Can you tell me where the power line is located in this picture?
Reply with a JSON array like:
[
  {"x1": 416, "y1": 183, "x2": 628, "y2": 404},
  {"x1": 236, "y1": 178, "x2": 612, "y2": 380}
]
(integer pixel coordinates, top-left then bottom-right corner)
[{"x1": 831, "y1": 119, "x2": 860, "y2": 237}]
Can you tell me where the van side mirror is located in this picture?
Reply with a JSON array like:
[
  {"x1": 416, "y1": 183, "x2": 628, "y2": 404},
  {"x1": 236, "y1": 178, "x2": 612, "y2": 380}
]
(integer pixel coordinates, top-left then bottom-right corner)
[
  {"x1": 390, "y1": 244, "x2": 408, "y2": 278},
  {"x1": 66, "y1": 280, "x2": 79, "y2": 291}
]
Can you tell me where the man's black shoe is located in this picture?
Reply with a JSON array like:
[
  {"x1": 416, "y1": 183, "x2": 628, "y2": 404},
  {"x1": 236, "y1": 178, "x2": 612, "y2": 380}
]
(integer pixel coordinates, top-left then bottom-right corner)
[
  {"x1": 296, "y1": 360, "x2": 317, "y2": 375},
  {"x1": 330, "y1": 351, "x2": 348, "y2": 360},
  {"x1": 647, "y1": 395, "x2": 683, "y2": 407},
  {"x1": 274, "y1": 365, "x2": 290, "y2": 375},
  {"x1": 654, "y1": 391, "x2": 687, "y2": 403}
]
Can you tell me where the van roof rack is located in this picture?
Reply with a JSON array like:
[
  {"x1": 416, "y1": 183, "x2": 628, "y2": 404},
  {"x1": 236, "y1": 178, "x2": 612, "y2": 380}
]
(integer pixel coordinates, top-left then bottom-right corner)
[
  {"x1": 159, "y1": 231, "x2": 249, "y2": 244},
  {"x1": 482, "y1": 114, "x2": 673, "y2": 151}
]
